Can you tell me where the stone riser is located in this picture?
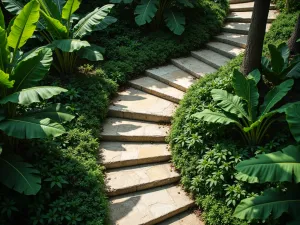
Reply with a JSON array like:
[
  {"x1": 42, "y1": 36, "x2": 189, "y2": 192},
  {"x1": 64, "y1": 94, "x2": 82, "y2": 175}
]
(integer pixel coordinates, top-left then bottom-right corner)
[{"x1": 222, "y1": 27, "x2": 249, "y2": 35}]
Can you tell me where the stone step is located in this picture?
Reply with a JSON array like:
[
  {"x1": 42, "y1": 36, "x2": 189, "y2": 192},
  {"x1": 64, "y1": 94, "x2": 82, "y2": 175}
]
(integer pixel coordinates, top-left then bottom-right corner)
[
  {"x1": 206, "y1": 41, "x2": 244, "y2": 59},
  {"x1": 191, "y1": 49, "x2": 231, "y2": 69},
  {"x1": 157, "y1": 210, "x2": 204, "y2": 225},
  {"x1": 230, "y1": 2, "x2": 276, "y2": 12},
  {"x1": 171, "y1": 57, "x2": 217, "y2": 78},
  {"x1": 129, "y1": 77, "x2": 185, "y2": 104},
  {"x1": 222, "y1": 22, "x2": 272, "y2": 35},
  {"x1": 106, "y1": 163, "x2": 180, "y2": 196},
  {"x1": 109, "y1": 184, "x2": 194, "y2": 225},
  {"x1": 146, "y1": 65, "x2": 197, "y2": 92},
  {"x1": 101, "y1": 118, "x2": 169, "y2": 142},
  {"x1": 100, "y1": 142, "x2": 171, "y2": 169},
  {"x1": 229, "y1": 0, "x2": 253, "y2": 4},
  {"x1": 227, "y1": 10, "x2": 278, "y2": 23},
  {"x1": 108, "y1": 88, "x2": 177, "y2": 123},
  {"x1": 215, "y1": 32, "x2": 248, "y2": 48}
]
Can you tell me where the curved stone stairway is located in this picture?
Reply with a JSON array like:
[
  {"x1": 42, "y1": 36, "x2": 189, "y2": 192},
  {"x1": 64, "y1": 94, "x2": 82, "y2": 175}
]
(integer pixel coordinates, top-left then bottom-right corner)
[{"x1": 100, "y1": 1, "x2": 277, "y2": 224}]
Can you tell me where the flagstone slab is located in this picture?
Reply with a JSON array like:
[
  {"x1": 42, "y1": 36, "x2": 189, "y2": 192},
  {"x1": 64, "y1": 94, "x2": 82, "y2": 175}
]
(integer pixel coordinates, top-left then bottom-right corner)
[
  {"x1": 108, "y1": 88, "x2": 177, "y2": 122},
  {"x1": 191, "y1": 49, "x2": 231, "y2": 69},
  {"x1": 109, "y1": 185, "x2": 194, "y2": 225},
  {"x1": 171, "y1": 57, "x2": 217, "y2": 78},
  {"x1": 215, "y1": 32, "x2": 248, "y2": 48},
  {"x1": 101, "y1": 118, "x2": 170, "y2": 142},
  {"x1": 158, "y1": 211, "x2": 204, "y2": 225},
  {"x1": 227, "y1": 10, "x2": 279, "y2": 23},
  {"x1": 146, "y1": 65, "x2": 197, "y2": 92},
  {"x1": 106, "y1": 163, "x2": 180, "y2": 196},
  {"x1": 230, "y1": 2, "x2": 275, "y2": 12},
  {"x1": 206, "y1": 41, "x2": 244, "y2": 59},
  {"x1": 229, "y1": 0, "x2": 253, "y2": 4},
  {"x1": 129, "y1": 77, "x2": 185, "y2": 104},
  {"x1": 223, "y1": 22, "x2": 272, "y2": 35},
  {"x1": 100, "y1": 142, "x2": 171, "y2": 169}
]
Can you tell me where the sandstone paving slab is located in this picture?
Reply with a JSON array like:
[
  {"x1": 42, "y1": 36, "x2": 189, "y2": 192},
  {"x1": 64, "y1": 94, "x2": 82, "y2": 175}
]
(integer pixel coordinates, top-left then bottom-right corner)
[
  {"x1": 100, "y1": 142, "x2": 171, "y2": 169},
  {"x1": 206, "y1": 41, "x2": 244, "y2": 59},
  {"x1": 215, "y1": 32, "x2": 248, "y2": 48},
  {"x1": 146, "y1": 65, "x2": 197, "y2": 92},
  {"x1": 223, "y1": 22, "x2": 272, "y2": 35},
  {"x1": 109, "y1": 184, "x2": 194, "y2": 225},
  {"x1": 129, "y1": 77, "x2": 185, "y2": 104},
  {"x1": 230, "y1": 2, "x2": 275, "y2": 12},
  {"x1": 227, "y1": 10, "x2": 278, "y2": 23},
  {"x1": 157, "y1": 211, "x2": 204, "y2": 225},
  {"x1": 191, "y1": 49, "x2": 231, "y2": 69},
  {"x1": 108, "y1": 88, "x2": 177, "y2": 122},
  {"x1": 171, "y1": 57, "x2": 217, "y2": 78},
  {"x1": 101, "y1": 118, "x2": 170, "y2": 142},
  {"x1": 106, "y1": 163, "x2": 180, "y2": 196},
  {"x1": 230, "y1": 0, "x2": 253, "y2": 4}
]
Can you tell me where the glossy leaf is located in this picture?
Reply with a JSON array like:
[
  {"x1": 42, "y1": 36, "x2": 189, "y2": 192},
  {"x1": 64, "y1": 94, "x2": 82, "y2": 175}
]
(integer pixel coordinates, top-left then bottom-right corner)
[
  {"x1": 93, "y1": 16, "x2": 117, "y2": 32},
  {"x1": 78, "y1": 44, "x2": 104, "y2": 61},
  {"x1": 52, "y1": 0, "x2": 66, "y2": 15},
  {"x1": 62, "y1": 0, "x2": 81, "y2": 21},
  {"x1": 286, "y1": 103, "x2": 300, "y2": 143},
  {"x1": 0, "y1": 27, "x2": 9, "y2": 70},
  {"x1": 1, "y1": 0, "x2": 24, "y2": 15},
  {"x1": 286, "y1": 62, "x2": 300, "y2": 79},
  {"x1": 278, "y1": 42, "x2": 290, "y2": 64},
  {"x1": 40, "y1": 10, "x2": 68, "y2": 39},
  {"x1": 268, "y1": 44, "x2": 285, "y2": 74},
  {"x1": 134, "y1": 0, "x2": 159, "y2": 26},
  {"x1": 38, "y1": 0, "x2": 61, "y2": 20},
  {"x1": 164, "y1": 10, "x2": 185, "y2": 35},
  {"x1": 193, "y1": 109, "x2": 240, "y2": 125},
  {"x1": 0, "y1": 8, "x2": 5, "y2": 29},
  {"x1": 248, "y1": 69, "x2": 261, "y2": 85},
  {"x1": 0, "y1": 70, "x2": 14, "y2": 88},
  {"x1": 51, "y1": 39, "x2": 90, "y2": 52}
]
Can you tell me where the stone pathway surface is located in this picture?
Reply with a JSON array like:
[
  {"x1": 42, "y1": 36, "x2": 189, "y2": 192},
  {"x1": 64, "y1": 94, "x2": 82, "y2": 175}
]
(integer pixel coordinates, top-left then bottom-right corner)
[{"x1": 99, "y1": 1, "x2": 277, "y2": 224}]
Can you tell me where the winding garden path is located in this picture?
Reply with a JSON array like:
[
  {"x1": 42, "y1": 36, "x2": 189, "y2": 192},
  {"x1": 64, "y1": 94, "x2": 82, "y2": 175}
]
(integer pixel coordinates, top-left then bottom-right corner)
[{"x1": 100, "y1": 1, "x2": 278, "y2": 224}]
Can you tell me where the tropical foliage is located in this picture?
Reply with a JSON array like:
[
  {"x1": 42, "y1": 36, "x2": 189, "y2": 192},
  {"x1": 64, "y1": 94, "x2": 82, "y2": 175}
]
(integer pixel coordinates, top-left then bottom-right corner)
[{"x1": 0, "y1": 1, "x2": 73, "y2": 195}]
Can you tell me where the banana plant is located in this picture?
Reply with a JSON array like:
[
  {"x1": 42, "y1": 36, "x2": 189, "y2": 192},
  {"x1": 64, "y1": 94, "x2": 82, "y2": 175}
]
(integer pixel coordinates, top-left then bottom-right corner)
[
  {"x1": 1, "y1": 0, "x2": 117, "y2": 75},
  {"x1": 110, "y1": 0, "x2": 196, "y2": 35},
  {"x1": 261, "y1": 42, "x2": 300, "y2": 84},
  {"x1": 233, "y1": 103, "x2": 300, "y2": 224},
  {"x1": 193, "y1": 69, "x2": 297, "y2": 146},
  {"x1": 0, "y1": 1, "x2": 74, "y2": 195}
]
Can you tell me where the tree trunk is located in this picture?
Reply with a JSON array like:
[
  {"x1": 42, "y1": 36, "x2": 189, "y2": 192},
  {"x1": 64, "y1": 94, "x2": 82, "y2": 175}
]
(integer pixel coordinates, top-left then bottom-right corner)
[
  {"x1": 241, "y1": 0, "x2": 271, "y2": 75},
  {"x1": 288, "y1": 15, "x2": 300, "y2": 55}
]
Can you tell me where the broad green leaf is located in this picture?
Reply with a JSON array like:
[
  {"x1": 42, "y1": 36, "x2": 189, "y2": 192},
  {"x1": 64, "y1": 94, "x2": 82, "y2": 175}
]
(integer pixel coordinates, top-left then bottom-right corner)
[
  {"x1": 286, "y1": 62, "x2": 300, "y2": 79},
  {"x1": 110, "y1": 0, "x2": 122, "y2": 3},
  {"x1": 93, "y1": 16, "x2": 117, "y2": 32},
  {"x1": 7, "y1": 0, "x2": 40, "y2": 50},
  {"x1": 211, "y1": 89, "x2": 248, "y2": 119},
  {"x1": 0, "y1": 27, "x2": 9, "y2": 70},
  {"x1": 38, "y1": 0, "x2": 61, "y2": 20},
  {"x1": 40, "y1": 10, "x2": 68, "y2": 39},
  {"x1": 268, "y1": 44, "x2": 285, "y2": 74},
  {"x1": 52, "y1": 0, "x2": 66, "y2": 14},
  {"x1": 176, "y1": 0, "x2": 194, "y2": 8},
  {"x1": 260, "y1": 79, "x2": 294, "y2": 115},
  {"x1": 297, "y1": 39, "x2": 300, "y2": 42},
  {"x1": 0, "y1": 69, "x2": 14, "y2": 88},
  {"x1": 0, "y1": 153, "x2": 41, "y2": 195},
  {"x1": 78, "y1": 44, "x2": 104, "y2": 61},
  {"x1": 0, "y1": 86, "x2": 67, "y2": 105},
  {"x1": 0, "y1": 8, "x2": 5, "y2": 29},
  {"x1": 286, "y1": 103, "x2": 300, "y2": 143},
  {"x1": 0, "y1": 117, "x2": 66, "y2": 138},
  {"x1": 51, "y1": 39, "x2": 90, "y2": 52},
  {"x1": 236, "y1": 145, "x2": 300, "y2": 183},
  {"x1": 134, "y1": 0, "x2": 159, "y2": 26},
  {"x1": 234, "y1": 188, "x2": 300, "y2": 220},
  {"x1": 1, "y1": 0, "x2": 24, "y2": 15},
  {"x1": 164, "y1": 10, "x2": 185, "y2": 35},
  {"x1": 232, "y1": 69, "x2": 259, "y2": 121},
  {"x1": 12, "y1": 47, "x2": 53, "y2": 92},
  {"x1": 73, "y1": 4, "x2": 115, "y2": 39},
  {"x1": 193, "y1": 109, "x2": 240, "y2": 125},
  {"x1": 62, "y1": 0, "x2": 81, "y2": 21},
  {"x1": 278, "y1": 42, "x2": 290, "y2": 65},
  {"x1": 248, "y1": 69, "x2": 261, "y2": 85}
]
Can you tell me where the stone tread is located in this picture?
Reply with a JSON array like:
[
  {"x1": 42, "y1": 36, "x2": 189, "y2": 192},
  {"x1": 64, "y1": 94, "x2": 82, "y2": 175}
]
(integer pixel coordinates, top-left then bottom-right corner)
[
  {"x1": 130, "y1": 77, "x2": 185, "y2": 104},
  {"x1": 227, "y1": 10, "x2": 279, "y2": 23},
  {"x1": 108, "y1": 88, "x2": 177, "y2": 122},
  {"x1": 206, "y1": 41, "x2": 244, "y2": 59},
  {"x1": 215, "y1": 32, "x2": 248, "y2": 48},
  {"x1": 157, "y1": 211, "x2": 204, "y2": 225},
  {"x1": 146, "y1": 65, "x2": 197, "y2": 92},
  {"x1": 229, "y1": 0, "x2": 253, "y2": 4},
  {"x1": 223, "y1": 22, "x2": 272, "y2": 35},
  {"x1": 230, "y1": 2, "x2": 275, "y2": 11},
  {"x1": 100, "y1": 142, "x2": 171, "y2": 169},
  {"x1": 101, "y1": 118, "x2": 169, "y2": 142},
  {"x1": 191, "y1": 49, "x2": 231, "y2": 69},
  {"x1": 109, "y1": 184, "x2": 194, "y2": 225},
  {"x1": 106, "y1": 163, "x2": 180, "y2": 196},
  {"x1": 171, "y1": 57, "x2": 217, "y2": 78}
]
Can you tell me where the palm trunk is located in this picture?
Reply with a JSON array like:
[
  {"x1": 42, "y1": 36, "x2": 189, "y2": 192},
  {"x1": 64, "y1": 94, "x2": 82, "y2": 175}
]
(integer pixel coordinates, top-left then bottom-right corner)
[{"x1": 288, "y1": 15, "x2": 300, "y2": 55}]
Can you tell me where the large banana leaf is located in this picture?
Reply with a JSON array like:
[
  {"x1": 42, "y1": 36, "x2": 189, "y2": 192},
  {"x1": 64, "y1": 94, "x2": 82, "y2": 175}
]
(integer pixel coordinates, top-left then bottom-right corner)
[
  {"x1": 176, "y1": 0, "x2": 194, "y2": 8},
  {"x1": 234, "y1": 187, "x2": 300, "y2": 220},
  {"x1": 211, "y1": 89, "x2": 248, "y2": 119},
  {"x1": 278, "y1": 42, "x2": 290, "y2": 65},
  {"x1": 259, "y1": 79, "x2": 294, "y2": 115},
  {"x1": 110, "y1": 0, "x2": 133, "y2": 3},
  {"x1": 268, "y1": 44, "x2": 285, "y2": 74},
  {"x1": 73, "y1": 4, "x2": 115, "y2": 39},
  {"x1": 38, "y1": 0, "x2": 61, "y2": 20},
  {"x1": 51, "y1": 39, "x2": 90, "y2": 52},
  {"x1": 7, "y1": 0, "x2": 40, "y2": 50},
  {"x1": 62, "y1": 0, "x2": 81, "y2": 21},
  {"x1": 78, "y1": 44, "x2": 104, "y2": 61},
  {"x1": 134, "y1": 0, "x2": 159, "y2": 26},
  {"x1": 52, "y1": 0, "x2": 66, "y2": 15},
  {"x1": 93, "y1": 16, "x2": 117, "y2": 32},
  {"x1": 0, "y1": 86, "x2": 67, "y2": 105},
  {"x1": 1, "y1": 0, "x2": 24, "y2": 15},
  {"x1": 0, "y1": 8, "x2": 5, "y2": 29},
  {"x1": 236, "y1": 145, "x2": 300, "y2": 183},
  {"x1": 193, "y1": 109, "x2": 240, "y2": 125},
  {"x1": 248, "y1": 69, "x2": 261, "y2": 85},
  {"x1": 286, "y1": 103, "x2": 300, "y2": 142},
  {"x1": 0, "y1": 27, "x2": 9, "y2": 70},
  {"x1": 0, "y1": 69, "x2": 14, "y2": 88},
  {"x1": 40, "y1": 10, "x2": 68, "y2": 39},
  {"x1": 164, "y1": 10, "x2": 185, "y2": 35},
  {"x1": 12, "y1": 47, "x2": 53, "y2": 92},
  {"x1": 0, "y1": 117, "x2": 66, "y2": 138},
  {"x1": 233, "y1": 69, "x2": 259, "y2": 121},
  {"x1": 0, "y1": 152, "x2": 41, "y2": 195},
  {"x1": 287, "y1": 62, "x2": 300, "y2": 79}
]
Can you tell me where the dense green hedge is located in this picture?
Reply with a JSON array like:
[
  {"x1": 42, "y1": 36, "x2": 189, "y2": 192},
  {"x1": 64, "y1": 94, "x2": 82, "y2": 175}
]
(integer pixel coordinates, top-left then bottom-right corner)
[{"x1": 169, "y1": 11, "x2": 299, "y2": 225}]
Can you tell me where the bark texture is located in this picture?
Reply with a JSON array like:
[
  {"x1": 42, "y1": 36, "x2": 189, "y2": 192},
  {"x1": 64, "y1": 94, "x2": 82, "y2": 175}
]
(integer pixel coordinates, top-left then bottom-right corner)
[
  {"x1": 288, "y1": 15, "x2": 300, "y2": 55},
  {"x1": 241, "y1": 0, "x2": 271, "y2": 75}
]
